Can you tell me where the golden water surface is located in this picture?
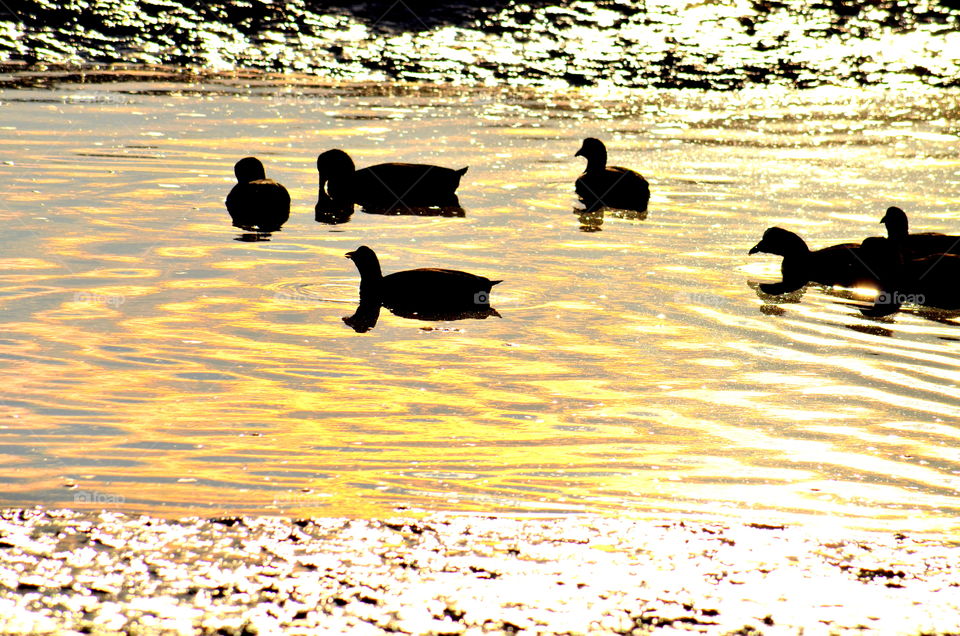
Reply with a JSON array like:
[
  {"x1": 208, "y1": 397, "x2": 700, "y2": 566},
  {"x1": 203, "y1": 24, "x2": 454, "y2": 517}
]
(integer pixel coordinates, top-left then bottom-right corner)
[{"x1": 1, "y1": 77, "x2": 959, "y2": 534}]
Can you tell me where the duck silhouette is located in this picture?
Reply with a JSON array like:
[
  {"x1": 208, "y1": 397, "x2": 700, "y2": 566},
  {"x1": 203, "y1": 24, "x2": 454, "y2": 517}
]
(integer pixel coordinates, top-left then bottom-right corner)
[
  {"x1": 343, "y1": 246, "x2": 501, "y2": 331},
  {"x1": 857, "y1": 236, "x2": 960, "y2": 317},
  {"x1": 317, "y1": 149, "x2": 467, "y2": 211},
  {"x1": 225, "y1": 157, "x2": 290, "y2": 232},
  {"x1": 748, "y1": 227, "x2": 878, "y2": 295},
  {"x1": 574, "y1": 138, "x2": 649, "y2": 213},
  {"x1": 880, "y1": 206, "x2": 960, "y2": 258}
]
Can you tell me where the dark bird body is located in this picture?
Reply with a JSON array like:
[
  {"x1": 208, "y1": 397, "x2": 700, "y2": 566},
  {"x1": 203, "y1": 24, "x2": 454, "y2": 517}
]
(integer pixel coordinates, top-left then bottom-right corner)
[
  {"x1": 343, "y1": 246, "x2": 501, "y2": 330},
  {"x1": 749, "y1": 227, "x2": 878, "y2": 295},
  {"x1": 858, "y1": 236, "x2": 960, "y2": 316},
  {"x1": 575, "y1": 137, "x2": 649, "y2": 212},
  {"x1": 225, "y1": 157, "x2": 290, "y2": 231},
  {"x1": 895, "y1": 255, "x2": 960, "y2": 310},
  {"x1": 375, "y1": 268, "x2": 498, "y2": 311},
  {"x1": 318, "y1": 149, "x2": 466, "y2": 210}
]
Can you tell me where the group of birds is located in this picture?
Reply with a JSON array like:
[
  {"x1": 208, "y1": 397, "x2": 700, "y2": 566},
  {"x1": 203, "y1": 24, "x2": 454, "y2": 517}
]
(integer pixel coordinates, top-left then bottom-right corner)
[
  {"x1": 749, "y1": 206, "x2": 960, "y2": 317},
  {"x1": 225, "y1": 136, "x2": 649, "y2": 227},
  {"x1": 226, "y1": 137, "x2": 957, "y2": 325},
  {"x1": 225, "y1": 138, "x2": 649, "y2": 331}
]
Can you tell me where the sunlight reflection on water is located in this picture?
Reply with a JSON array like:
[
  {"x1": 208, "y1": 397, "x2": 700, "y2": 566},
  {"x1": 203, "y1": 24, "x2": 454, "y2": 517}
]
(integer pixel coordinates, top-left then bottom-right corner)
[
  {"x1": 0, "y1": 77, "x2": 959, "y2": 534},
  {"x1": 4, "y1": 0, "x2": 959, "y2": 89}
]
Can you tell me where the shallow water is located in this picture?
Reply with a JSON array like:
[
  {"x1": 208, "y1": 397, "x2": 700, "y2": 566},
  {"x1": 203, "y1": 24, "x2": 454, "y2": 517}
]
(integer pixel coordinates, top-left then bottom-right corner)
[{"x1": 1, "y1": 76, "x2": 960, "y2": 534}]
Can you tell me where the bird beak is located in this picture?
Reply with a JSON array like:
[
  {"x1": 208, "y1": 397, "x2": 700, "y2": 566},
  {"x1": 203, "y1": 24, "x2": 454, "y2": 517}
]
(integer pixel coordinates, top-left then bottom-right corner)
[
  {"x1": 748, "y1": 242, "x2": 762, "y2": 255},
  {"x1": 574, "y1": 148, "x2": 584, "y2": 157},
  {"x1": 345, "y1": 250, "x2": 355, "y2": 260}
]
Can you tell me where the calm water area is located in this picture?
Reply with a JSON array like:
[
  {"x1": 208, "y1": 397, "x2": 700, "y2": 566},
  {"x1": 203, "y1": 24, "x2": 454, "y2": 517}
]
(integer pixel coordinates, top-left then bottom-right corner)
[{"x1": 1, "y1": 73, "x2": 960, "y2": 536}]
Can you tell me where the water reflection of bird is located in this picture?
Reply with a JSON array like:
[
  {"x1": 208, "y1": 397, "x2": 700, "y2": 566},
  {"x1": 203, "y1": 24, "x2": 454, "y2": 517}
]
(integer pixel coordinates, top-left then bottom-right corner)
[
  {"x1": 342, "y1": 296, "x2": 382, "y2": 334},
  {"x1": 574, "y1": 206, "x2": 647, "y2": 232},
  {"x1": 225, "y1": 157, "x2": 290, "y2": 232},
  {"x1": 317, "y1": 149, "x2": 467, "y2": 211},
  {"x1": 857, "y1": 236, "x2": 960, "y2": 317},
  {"x1": 880, "y1": 206, "x2": 960, "y2": 258},
  {"x1": 315, "y1": 204, "x2": 355, "y2": 226},
  {"x1": 574, "y1": 138, "x2": 649, "y2": 213},
  {"x1": 342, "y1": 245, "x2": 501, "y2": 332},
  {"x1": 315, "y1": 201, "x2": 465, "y2": 226},
  {"x1": 748, "y1": 227, "x2": 877, "y2": 295}
]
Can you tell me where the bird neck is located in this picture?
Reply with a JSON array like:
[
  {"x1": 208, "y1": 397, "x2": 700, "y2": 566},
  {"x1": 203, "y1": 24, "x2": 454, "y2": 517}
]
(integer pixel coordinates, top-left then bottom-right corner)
[
  {"x1": 355, "y1": 260, "x2": 383, "y2": 294},
  {"x1": 585, "y1": 149, "x2": 607, "y2": 172},
  {"x1": 235, "y1": 158, "x2": 266, "y2": 183},
  {"x1": 237, "y1": 169, "x2": 265, "y2": 184},
  {"x1": 885, "y1": 219, "x2": 909, "y2": 241},
  {"x1": 319, "y1": 173, "x2": 353, "y2": 206},
  {"x1": 359, "y1": 279, "x2": 381, "y2": 296}
]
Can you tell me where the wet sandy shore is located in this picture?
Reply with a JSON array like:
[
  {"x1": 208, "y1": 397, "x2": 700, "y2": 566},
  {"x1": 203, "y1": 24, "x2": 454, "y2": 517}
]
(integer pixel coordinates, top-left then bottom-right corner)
[{"x1": 1, "y1": 509, "x2": 958, "y2": 634}]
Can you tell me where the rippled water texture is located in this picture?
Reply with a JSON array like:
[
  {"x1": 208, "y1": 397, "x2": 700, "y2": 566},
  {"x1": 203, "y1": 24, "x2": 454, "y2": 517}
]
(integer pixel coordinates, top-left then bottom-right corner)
[
  {"x1": 1, "y1": 76, "x2": 960, "y2": 534},
  {"x1": 2, "y1": 0, "x2": 960, "y2": 89}
]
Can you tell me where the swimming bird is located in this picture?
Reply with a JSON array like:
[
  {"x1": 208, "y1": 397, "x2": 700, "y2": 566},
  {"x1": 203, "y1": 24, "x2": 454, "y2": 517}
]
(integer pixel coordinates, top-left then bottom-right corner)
[
  {"x1": 748, "y1": 227, "x2": 878, "y2": 295},
  {"x1": 574, "y1": 137, "x2": 649, "y2": 212},
  {"x1": 317, "y1": 149, "x2": 467, "y2": 210},
  {"x1": 225, "y1": 157, "x2": 290, "y2": 231},
  {"x1": 344, "y1": 245, "x2": 501, "y2": 319},
  {"x1": 858, "y1": 236, "x2": 960, "y2": 316},
  {"x1": 880, "y1": 206, "x2": 960, "y2": 258}
]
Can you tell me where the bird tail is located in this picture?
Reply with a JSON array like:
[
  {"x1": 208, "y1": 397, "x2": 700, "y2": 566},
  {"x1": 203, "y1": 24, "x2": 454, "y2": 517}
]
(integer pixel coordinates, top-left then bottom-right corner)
[{"x1": 490, "y1": 280, "x2": 503, "y2": 286}]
